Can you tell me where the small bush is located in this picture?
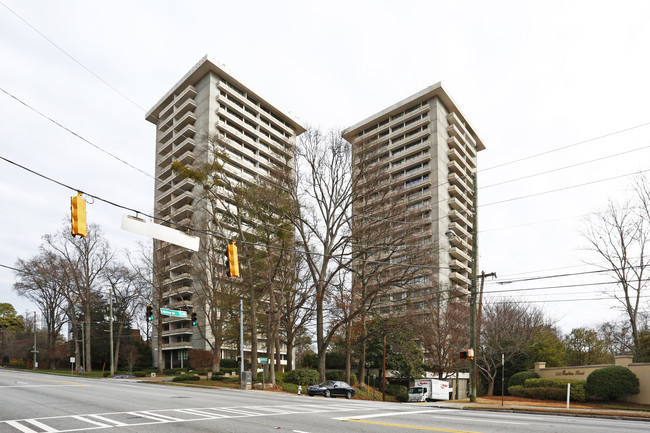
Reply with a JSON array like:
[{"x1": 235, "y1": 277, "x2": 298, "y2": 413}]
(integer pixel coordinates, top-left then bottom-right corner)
[
  {"x1": 172, "y1": 374, "x2": 200, "y2": 382},
  {"x1": 508, "y1": 385, "x2": 526, "y2": 398},
  {"x1": 385, "y1": 384, "x2": 407, "y2": 397},
  {"x1": 284, "y1": 368, "x2": 319, "y2": 385},
  {"x1": 220, "y1": 359, "x2": 238, "y2": 369},
  {"x1": 523, "y1": 387, "x2": 567, "y2": 400},
  {"x1": 508, "y1": 371, "x2": 539, "y2": 388},
  {"x1": 9, "y1": 360, "x2": 27, "y2": 369},
  {"x1": 163, "y1": 368, "x2": 186, "y2": 375},
  {"x1": 586, "y1": 366, "x2": 640, "y2": 401},
  {"x1": 133, "y1": 371, "x2": 147, "y2": 377}
]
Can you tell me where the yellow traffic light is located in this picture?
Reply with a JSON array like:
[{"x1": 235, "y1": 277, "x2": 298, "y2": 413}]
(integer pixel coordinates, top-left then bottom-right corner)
[
  {"x1": 227, "y1": 241, "x2": 240, "y2": 277},
  {"x1": 70, "y1": 194, "x2": 87, "y2": 237}
]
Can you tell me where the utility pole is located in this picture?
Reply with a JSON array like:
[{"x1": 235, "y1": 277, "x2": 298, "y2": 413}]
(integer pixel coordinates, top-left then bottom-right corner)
[
  {"x1": 477, "y1": 271, "x2": 497, "y2": 357},
  {"x1": 469, "y1": 172, "x2": 478, "y2": 402},
  {"x1": 32, "y1": 312, "x2": 37, "y2": 370},
  {"x1": 109, "y1": 285, "x2": 114, "y2": 376}
]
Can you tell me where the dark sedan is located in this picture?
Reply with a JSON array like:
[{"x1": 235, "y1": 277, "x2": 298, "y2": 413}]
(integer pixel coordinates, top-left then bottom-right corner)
[{"x1": 307, "y1": 380, "x2": 355, "y2": 399}]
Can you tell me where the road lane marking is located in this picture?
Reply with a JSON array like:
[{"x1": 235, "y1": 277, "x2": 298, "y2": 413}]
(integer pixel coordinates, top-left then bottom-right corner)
[
  {"x1": 425, "y1": 415, "x2": 528, "y2": 425},
  {"x1": 334, "y1": 409, "x2": 454, "y2": 420},
  {"x1": 343, "y1": 419, "x2": 478, "y2": 433},
  {"x1": 25, "y1": 419, "x2": 59, "y2": 432},
  {"x1": 86, "y1": 414, "x2": 128, "y2": 426},
  {"x1": 0, "y1": 373, "x2": 85, "y2": 386},
  {"x1": 5, "y1": 420, "x2": 39, "y2": 433},
  {"x1": 71, "y1": 415, "x2": 111, "y2": 428}
]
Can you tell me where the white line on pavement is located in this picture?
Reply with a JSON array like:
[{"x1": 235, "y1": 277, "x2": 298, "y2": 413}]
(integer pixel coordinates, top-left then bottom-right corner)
[{"x1": 334, "y1": 409, "x2": 454, "y2": 420}]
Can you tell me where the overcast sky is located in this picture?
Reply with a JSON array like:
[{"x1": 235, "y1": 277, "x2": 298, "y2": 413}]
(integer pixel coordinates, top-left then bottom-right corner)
[{"x1": 1, "y1": 1, "x2": 649, "y2": 336}]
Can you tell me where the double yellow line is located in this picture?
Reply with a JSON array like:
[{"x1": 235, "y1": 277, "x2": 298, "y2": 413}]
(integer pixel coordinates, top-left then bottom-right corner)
[
  {"x1": 344, "y1": 419, "x2": 478, "y2": 433},
  {"x1": 0, "y1": 372, "x2": 85, "y2": 385}
]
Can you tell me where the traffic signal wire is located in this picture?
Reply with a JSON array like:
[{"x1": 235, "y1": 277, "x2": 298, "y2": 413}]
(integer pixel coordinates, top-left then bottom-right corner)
[
  {"x1": 0, "y1": 1, "x2": 146, "y2": 112},
  {"x1": 0, "y1": 154, "x2": 455, "y2": 271},
  {"x1": 0, "y1": 87, "x2": 154, "y2": 181}
]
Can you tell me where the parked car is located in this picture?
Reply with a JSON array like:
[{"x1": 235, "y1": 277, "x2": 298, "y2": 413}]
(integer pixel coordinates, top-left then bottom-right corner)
[{"x1": 307, "y1": 380, "x2": 355, "y2": 399}]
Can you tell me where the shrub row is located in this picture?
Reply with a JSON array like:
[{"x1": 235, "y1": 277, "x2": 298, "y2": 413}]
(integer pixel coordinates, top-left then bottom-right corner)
[
  {"x1": 385, "y1": 384, "x2": 408, "y2": 402},
  {"x1": 507, "y1": 378, "x2": 586, "y2": 401},
  {"x1": 172, "y1": 374, "x2": 201, "y2": 382}
]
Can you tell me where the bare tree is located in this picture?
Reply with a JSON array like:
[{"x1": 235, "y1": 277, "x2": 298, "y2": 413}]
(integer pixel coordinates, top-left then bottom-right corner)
[
  {"x1": 583, "y1": 175, "x2": 650, "y2": 352},
  {"x1": 127, "y1": 242, "x2": 163, "y2": 373},
  {"x1": 104, "y1": 263, "x2": 145, "y2": 370},
  {"x1": 43, "y1": 223, "x2": 114, "y2": 373},
  {"x1": 14, "y1": 251, "x2": 68, "y2": 369},
  {"x1": 415, "y1": 290, "x2": 469, "y2": 379},
  {"x1": 478, "y1": 299, "x2": 548, "y2": 396},
  {"x1": 285, "y1": 128, "x2": 354, "y2": 381}
]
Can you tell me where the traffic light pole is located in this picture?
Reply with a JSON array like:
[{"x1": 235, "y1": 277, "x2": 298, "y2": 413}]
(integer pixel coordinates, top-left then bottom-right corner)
[{"x1": 469, "y1": 172, "x2": 478, "y2": 403}]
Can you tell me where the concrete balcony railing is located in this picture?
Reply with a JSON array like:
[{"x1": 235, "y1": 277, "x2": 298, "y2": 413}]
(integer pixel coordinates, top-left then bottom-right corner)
[
  {"x1": 450, "y1": 246, "x2": 471, "y2": 262},
  {"x1": 450, "y1": 271, "x2": 471, "y2": 286},
  {"x1": 448, "y1": 221, "x2": 471, "y2": 239}
]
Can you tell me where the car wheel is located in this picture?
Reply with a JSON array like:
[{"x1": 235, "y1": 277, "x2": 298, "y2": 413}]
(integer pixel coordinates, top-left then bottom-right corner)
[
  {"x1": 324, "y1": 390, "x2": 330, "y2": 398},
  {"x1": 346, "y1": 391, "x2": 352, "y2": 399}
]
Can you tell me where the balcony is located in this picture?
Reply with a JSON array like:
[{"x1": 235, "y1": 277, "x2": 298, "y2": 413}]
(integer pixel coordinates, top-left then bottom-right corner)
[
  {"x1": 450, "y1": 246, "x2": 471, "y2": 262},
  {"x1": 450, "y1": 258, "x2": 470, "y2": 273},
  {"x1": 448, "y1": 221, "x2": 471, "y2": 239},
  {"x1": 450, "y1": 271, "x2": 471, "y2": 286},
  {"x1": 449, "y1": 197, "x2": 470, "y2": 214}
]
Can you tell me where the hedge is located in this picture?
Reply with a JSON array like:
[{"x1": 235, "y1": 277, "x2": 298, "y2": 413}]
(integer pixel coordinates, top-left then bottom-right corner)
[
  {"x1": 586, "y1": 366, "x2": 640, "y2": 401},
  {"x1": 172, "y1": 374, "x2": 200, "y2": 382},
  {"x1": 283, "y1": 368, "x2": 320, "y2": 385},
  {"x1": 508, "y1": 371, "x2": 539, "y2": 388},
  {"x1": 385, "y1": 384, "x2": 408, "y2": 401},
  {"x1": 508, "y1": 378, "x2": 586, "y2": 401}
]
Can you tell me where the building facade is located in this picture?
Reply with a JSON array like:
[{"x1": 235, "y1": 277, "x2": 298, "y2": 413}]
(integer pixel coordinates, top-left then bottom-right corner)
[
  {"x1": 145, "y1": 55, "x2": 305, "y2": 369},
  {"x1": 342, "y1": 84, "x2": 485, "y2": 315}
]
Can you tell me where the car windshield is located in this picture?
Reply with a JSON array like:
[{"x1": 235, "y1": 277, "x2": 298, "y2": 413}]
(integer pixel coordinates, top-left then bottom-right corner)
[{"x1": 408, "y1": 387, "x2": 424, "y2": 394}]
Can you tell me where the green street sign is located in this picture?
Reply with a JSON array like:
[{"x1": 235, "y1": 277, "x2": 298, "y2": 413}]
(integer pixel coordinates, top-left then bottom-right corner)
[
  {"x1": 259, "y1": 357, "x2": 268, "y2": 365},
  {"x1": 160, "y1": 308, "x2": 188, "y2": 318}
]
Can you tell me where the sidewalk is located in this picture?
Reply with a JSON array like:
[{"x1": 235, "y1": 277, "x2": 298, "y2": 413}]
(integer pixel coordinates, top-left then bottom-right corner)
[{"x1": 428, "y1": 399, "x2": 650, "y2": 421}]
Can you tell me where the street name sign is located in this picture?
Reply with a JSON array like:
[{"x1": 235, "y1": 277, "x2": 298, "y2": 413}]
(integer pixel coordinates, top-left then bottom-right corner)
[{"x1": 160, "y1": 308, "x2": 188, "y2": 318}]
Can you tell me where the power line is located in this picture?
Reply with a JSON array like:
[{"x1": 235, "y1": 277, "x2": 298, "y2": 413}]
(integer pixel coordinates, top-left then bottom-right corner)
[
  {"x1": 0, "y1": 154, "x2": 454, "y2": 271},
  {"x1": 480, "y1": 120, "x2": 650, "y2": 173},
  {"x1": 0, "y1": 1, "x2": 145, "y2": 111},
  {"x1": 481, "y1": 167, "x2": 650, "y2": 208},
  {"x1": 482, "y1": 143, "x2": 650, "y2": 190},
  {"x1": 0, "y1": 87, "x2": 154, "y2": 180},
  {"x1": 0, "y1": 263, "x2": 21, "y2": 272}
]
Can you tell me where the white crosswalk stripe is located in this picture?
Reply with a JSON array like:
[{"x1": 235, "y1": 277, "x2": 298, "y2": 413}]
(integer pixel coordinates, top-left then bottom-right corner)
[{"x1": 1, "y1": 402, "x2": 378, "y2": 433}]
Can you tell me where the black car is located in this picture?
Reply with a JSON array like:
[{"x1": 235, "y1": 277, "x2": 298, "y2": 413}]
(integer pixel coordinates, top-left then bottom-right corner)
[{"x1": 307, "y1": 380, "x2": 355, "y2": 399}]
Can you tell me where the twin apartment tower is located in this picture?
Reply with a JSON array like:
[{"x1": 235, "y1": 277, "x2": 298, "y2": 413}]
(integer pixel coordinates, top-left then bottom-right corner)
[{"x1": 145, "y1": 55, "x2": 484, "y2": 369}]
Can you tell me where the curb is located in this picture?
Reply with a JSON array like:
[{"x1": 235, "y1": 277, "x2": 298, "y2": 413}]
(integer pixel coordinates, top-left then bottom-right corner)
[{"x1": 429, "y1": 403, "x2": 650, "y2": 422}]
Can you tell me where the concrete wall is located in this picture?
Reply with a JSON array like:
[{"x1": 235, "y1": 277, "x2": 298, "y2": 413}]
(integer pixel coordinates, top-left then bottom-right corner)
[{"x1": 534, "y1": 356, "x2": 650, "y2": 404}]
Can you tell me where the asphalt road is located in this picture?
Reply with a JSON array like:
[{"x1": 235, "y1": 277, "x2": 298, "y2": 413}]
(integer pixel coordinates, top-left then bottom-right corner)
[{"x1": 0, "y1": 370, "x2": 647, "y2": 433}]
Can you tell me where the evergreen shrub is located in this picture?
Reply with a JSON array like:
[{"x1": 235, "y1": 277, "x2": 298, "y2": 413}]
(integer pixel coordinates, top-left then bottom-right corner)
[
  {"x1": 283, "y1": 368, "x2": 319, "y2": 385},
  {"x1": 586, "y1": 366, "x2": 640, "y2": 401},
  {"x1": 508, "y1": 371, "x2": 539, "y2": 388}
]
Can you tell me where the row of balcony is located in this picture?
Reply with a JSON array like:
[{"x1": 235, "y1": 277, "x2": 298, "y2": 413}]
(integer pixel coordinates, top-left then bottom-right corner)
[
  {"x1": 159, "y1": 85, "x2": 198, "y2": 124},
  {"x1": 217, "y1": 80, "x2": 295, "y2": 140},
  {"x1": 446, "y1": 112, "x2": 477, "y2": 153},
  {"x1": 357, "y1": 102, "x2": 430, "y2": 142}
]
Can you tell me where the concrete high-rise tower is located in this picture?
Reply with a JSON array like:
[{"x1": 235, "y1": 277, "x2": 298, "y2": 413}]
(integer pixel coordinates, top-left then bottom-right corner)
[
  {"x1": 145, "y1": 55, "x2": 305, "y2": 368},
  {"x1": 342, "y1": 83, "x2": 484, "y2": 316}
]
